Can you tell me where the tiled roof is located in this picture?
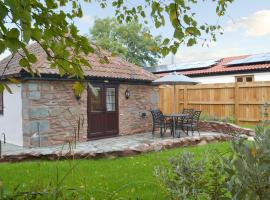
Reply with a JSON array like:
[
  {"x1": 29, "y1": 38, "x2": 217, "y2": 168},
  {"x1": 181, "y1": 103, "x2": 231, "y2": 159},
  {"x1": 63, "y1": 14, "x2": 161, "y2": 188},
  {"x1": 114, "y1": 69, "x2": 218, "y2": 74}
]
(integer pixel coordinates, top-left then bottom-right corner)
[
  {"x1": 0, "y1": 43, "x2": 157, "y2": 82},
  {"x1": 154, "y1": 55, "x2": 270, "y2": 77}
]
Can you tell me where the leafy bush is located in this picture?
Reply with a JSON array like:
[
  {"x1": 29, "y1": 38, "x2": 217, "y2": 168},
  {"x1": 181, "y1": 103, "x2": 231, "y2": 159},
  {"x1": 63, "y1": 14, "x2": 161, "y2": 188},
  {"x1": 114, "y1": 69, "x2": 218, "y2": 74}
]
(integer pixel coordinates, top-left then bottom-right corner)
[
  {"x1": 156, "y1": 124, "x2": 270, "y2": 200},
  {"x1": 223, "y1": 125, "x2": 270, "y2": 200},
  {"x1": 155, "y1": 151, "x2": 229, "y2": 200}
]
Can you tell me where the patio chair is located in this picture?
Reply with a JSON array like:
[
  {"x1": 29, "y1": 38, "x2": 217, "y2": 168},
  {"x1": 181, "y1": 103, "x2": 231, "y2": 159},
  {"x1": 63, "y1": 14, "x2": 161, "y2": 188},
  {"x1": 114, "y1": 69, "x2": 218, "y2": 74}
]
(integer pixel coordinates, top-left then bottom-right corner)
[
  {"x1": 176, "y1": 108, "x2": 194, "y2": 128},
  {"x1": 150, "y1": 109, "x2": 172, "y2": 137},
  {"x1": 182, "y1": 110, "x2": 202, "y2": 136},
  {"x1": 180, "y1": 108, "x2": 194, "y2": 121}
]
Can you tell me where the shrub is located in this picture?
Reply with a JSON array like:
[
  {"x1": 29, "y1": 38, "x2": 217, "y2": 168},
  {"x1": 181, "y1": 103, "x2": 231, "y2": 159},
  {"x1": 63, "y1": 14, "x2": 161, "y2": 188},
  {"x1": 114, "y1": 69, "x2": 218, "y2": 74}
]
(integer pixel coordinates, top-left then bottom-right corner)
[
  {"x1": 223, "y1": 124, "x2": 270, "y2": 200},
  {"x1": 156, "y1": 124, "x2": 270, "y2": 200},
  {"x1": 155, "y1": 151, "x2": 229, "y2": 200}
]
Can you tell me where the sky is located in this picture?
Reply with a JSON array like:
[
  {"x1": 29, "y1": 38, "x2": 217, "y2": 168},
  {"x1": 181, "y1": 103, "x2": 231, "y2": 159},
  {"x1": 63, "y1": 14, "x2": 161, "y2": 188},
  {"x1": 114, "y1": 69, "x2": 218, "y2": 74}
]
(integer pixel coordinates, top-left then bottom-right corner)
[
  {"x1": 1, "y1": 0, "x2": 270, "y2": 65},
  {"x1": 73, "y1": 0, "x2": 270, "y2": 65}
]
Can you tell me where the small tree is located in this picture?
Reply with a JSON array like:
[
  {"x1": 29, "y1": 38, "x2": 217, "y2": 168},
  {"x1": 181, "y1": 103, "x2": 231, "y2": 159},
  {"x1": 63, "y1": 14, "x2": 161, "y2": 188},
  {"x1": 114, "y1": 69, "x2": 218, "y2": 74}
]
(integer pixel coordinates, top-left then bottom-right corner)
[{"x1": 90, "y1": 18, "x2": 162, "y2": 67}]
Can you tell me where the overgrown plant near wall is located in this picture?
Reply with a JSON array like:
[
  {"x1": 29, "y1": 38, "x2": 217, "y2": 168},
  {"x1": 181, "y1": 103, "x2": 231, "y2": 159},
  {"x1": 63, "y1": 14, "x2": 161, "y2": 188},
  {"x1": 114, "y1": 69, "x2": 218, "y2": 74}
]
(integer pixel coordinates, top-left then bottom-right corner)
[
  {"x1": 155, "y1": 124, "x2": 270, "y2": 200},
  {"x1": 200, "y1": 112, "x2": 236, "y2": 124}
]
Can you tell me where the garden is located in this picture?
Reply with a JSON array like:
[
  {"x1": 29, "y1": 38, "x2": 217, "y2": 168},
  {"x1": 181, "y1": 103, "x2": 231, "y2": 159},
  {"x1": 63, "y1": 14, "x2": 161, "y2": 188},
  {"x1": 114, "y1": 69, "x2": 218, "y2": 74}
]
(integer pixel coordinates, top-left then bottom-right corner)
[{"x1": 1, "y1": 124, "x2": 269, "y2": 199}]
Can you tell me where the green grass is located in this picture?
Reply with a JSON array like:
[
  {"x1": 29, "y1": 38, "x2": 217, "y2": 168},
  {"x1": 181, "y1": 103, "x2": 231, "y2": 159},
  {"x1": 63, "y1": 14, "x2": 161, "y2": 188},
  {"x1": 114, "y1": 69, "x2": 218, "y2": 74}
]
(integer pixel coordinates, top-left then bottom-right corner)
[
  {"x1": 0, "y1": 142, "x2": 231, "y2": 199},
  {"x1": 240, "y1": 124, "x2": 257, "y2": 130},
  {"x1": 240, "y1": 124, "x2": 270, "y2": 130}
]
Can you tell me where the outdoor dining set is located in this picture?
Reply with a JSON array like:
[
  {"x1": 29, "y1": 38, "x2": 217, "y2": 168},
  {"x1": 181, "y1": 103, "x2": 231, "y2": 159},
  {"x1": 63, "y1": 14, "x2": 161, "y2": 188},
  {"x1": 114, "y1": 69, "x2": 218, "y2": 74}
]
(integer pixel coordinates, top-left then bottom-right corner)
[{"x1": 150, "y1": 109, "x2": 202, "y2": 138}]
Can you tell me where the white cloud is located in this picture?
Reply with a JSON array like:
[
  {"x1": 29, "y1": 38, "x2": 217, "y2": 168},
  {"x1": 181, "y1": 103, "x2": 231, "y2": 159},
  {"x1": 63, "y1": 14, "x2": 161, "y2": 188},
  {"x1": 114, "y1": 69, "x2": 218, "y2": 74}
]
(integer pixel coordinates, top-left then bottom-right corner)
[
  {"x1": 225, "y1": 10, "x2": 270, "y2": 37},
  {"x1": 78, "y1": 15, "x2": 94, "y2": 25}
]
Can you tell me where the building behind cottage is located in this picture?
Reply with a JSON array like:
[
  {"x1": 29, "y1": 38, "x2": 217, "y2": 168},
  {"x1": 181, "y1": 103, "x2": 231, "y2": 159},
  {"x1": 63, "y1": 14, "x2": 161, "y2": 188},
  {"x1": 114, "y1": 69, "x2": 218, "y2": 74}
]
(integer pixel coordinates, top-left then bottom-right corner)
[{"x1": 146, "y1": 53, "x2": 270, "y2": 84}]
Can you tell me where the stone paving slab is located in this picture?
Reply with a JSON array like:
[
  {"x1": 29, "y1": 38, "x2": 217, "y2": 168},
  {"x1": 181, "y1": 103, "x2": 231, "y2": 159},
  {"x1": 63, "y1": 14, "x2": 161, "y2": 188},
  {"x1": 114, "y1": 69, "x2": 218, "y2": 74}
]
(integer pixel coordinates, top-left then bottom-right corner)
[{"x1": 0, "y1": 131, "x2": 235, "y2": 162}]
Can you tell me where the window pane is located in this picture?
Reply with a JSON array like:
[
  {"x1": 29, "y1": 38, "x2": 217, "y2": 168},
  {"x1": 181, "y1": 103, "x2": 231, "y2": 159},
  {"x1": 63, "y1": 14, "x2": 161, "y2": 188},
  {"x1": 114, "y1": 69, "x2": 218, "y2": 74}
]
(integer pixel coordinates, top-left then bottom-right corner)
[
  {"x1": 246, "y1": 76, "x2": 253, "y2": 82},
  {"x1": 236, "y1": 77, "x2": 243, "y2": 82},
  {"x1": 106, "y1": 88, "x2": 116, "y2": 111},
  {"x1": 91, "y1": 87, "x2": 103, "y2": 112}
]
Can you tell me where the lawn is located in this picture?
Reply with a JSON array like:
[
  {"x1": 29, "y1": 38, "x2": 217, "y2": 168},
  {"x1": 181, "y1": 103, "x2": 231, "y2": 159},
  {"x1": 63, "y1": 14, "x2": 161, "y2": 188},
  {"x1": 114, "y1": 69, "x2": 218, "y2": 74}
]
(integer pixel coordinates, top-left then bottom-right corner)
[
  {"x1": 0, "y1": 142, "x2": 231, "y2": 199},
  {"x1": 240, "y1": 124, "x2": 257, "y2": 130}
]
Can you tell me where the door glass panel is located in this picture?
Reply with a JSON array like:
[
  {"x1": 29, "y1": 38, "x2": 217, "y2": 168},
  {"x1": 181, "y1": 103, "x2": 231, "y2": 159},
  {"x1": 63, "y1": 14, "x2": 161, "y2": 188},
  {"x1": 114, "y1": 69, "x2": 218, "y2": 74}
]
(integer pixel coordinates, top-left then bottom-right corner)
[
  {"x1": 91, "y1": 87, "x2": 103, "y2": 112},
  {"x1": 106, "y1": 88, "x2": 116, "y2": 111}
]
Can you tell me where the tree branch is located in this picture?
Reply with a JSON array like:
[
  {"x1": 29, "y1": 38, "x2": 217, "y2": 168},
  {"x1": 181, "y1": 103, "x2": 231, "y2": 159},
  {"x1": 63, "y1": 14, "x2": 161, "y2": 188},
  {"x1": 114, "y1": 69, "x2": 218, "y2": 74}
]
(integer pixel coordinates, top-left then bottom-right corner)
[{"x1": 0, "y1": 52, "x2": 16, "y2": 81}]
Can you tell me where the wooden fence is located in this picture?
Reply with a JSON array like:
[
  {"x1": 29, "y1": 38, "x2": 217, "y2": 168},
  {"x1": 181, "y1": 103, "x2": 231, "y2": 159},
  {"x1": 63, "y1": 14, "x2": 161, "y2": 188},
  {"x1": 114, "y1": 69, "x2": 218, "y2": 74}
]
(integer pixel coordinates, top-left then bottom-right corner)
[{"x1": 158, "y1": 81, "x2": 270, "y2": 125}]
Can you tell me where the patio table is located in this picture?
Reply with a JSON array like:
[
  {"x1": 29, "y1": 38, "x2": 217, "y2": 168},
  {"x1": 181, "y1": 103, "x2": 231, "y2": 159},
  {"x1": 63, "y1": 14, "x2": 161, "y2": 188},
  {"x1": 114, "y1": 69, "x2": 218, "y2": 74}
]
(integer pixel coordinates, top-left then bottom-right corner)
[{"x1": 164, "y1": 114, "x2": 189, "y2": 137}]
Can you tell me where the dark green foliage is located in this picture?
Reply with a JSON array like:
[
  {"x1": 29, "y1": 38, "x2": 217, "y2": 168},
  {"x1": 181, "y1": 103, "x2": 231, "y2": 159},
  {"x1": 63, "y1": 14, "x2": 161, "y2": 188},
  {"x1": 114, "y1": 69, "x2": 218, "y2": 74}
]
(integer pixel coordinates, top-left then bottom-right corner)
[
  {"x1": 156, "y1": 125, "x2": 270, "y2": 200},
  {"x1": 90, "y1": 18, "x2": 162, "y2": 67}
]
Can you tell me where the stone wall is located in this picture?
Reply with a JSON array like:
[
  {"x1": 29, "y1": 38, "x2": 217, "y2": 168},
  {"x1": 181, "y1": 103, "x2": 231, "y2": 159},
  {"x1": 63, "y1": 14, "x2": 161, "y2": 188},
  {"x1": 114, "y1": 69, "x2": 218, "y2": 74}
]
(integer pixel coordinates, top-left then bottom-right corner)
[
  {"x1": 118, "y1": 84, "x2": 158, "y2": 135},
  {"x1": 22, "y1": 81, "x2": 88, "y2": 147},
  {"x1": 22, "y1": 81, "x2": 158, "y2": 147},
  {"x1": 198, "y1": 121, "x2": 254, "y2": 136}
]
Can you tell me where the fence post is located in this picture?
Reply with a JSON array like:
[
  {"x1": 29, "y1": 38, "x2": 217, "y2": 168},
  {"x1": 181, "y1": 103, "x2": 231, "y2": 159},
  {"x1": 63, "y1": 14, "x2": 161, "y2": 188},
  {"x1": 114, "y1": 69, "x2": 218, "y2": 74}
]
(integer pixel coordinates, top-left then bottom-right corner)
[
  {"x1": 184, "y1": 86, "x2": 188, "y2": 108},
  {"x1": 235, "y1": 83, "x2": 239, "y2": 124}
]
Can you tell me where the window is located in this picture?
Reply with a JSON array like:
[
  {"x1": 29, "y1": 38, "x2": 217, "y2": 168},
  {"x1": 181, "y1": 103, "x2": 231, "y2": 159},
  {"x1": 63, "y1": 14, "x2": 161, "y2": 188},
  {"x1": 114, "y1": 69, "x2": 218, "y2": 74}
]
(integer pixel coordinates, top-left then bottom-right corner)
[
  {"x1": 236, "y1": 77, "x2": 243, "y2": 83},
  {"x1": 90, "y1": 87, "x2": 103, "y2": 112},
  {"x1": 106, "y1": 88, "x2": 116, "y2": 111},
  {"x1": 246, "y1": 76, "x2": 253, "y2": 82},
  {"x1": 235, "y1": 75, "x2": 254, "y2": 83},
  {"x1": 0, "y1": 92, "x2": 3, "y2": 114}
]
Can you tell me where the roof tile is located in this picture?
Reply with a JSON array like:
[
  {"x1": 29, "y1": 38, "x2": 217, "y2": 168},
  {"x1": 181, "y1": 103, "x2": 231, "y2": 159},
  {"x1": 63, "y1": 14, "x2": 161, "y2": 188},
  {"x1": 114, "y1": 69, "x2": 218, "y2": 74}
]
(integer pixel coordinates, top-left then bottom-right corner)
[
  {"x1": 0, "y1": 43, "x2": 157, "y2": 81},
  {"x1": 156, "y1": 55, "x2": 270, "y2": 77}
]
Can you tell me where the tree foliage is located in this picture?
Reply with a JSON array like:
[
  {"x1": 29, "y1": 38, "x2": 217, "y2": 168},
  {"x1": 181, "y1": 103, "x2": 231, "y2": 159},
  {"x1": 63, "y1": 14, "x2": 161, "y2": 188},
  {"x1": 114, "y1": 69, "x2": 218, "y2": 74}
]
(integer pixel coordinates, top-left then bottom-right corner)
[
  {"x1": 0, "y1": 0, "x2": 234, "y2": 88},
  {"x1": 90, "y1": 18, "x2": 162, "y2": 67}
]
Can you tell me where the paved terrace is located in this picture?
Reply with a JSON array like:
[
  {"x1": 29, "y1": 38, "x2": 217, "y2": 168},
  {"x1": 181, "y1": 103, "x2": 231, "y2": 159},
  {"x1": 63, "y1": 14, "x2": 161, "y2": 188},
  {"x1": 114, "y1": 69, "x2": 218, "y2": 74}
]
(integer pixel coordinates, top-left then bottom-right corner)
[{"x1": 0, "y1": 131, "x2": 239, "y2": 162}]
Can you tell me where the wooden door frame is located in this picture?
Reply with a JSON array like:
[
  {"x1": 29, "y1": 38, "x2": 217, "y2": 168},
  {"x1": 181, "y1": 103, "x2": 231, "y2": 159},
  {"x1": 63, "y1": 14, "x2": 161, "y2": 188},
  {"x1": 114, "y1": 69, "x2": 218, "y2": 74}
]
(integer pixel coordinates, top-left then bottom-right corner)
[{"x1": 87, "y1": 83, "x2": 119, "y2": 139}]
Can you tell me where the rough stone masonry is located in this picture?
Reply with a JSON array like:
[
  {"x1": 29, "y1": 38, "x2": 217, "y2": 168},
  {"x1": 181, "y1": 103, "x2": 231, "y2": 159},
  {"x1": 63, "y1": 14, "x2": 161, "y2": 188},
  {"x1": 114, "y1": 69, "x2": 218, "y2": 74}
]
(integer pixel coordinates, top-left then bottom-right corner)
[{"x1": 21, "y1": 80, "x2": 158, "y2": 147}]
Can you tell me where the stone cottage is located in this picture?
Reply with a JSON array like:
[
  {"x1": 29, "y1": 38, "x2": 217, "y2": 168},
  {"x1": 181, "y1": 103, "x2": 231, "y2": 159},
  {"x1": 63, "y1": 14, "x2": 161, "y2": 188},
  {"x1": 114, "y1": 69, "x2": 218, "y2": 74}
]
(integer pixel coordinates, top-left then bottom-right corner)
[{"x1": 0, "y1": 43, "x2": 158, "y2": 147}]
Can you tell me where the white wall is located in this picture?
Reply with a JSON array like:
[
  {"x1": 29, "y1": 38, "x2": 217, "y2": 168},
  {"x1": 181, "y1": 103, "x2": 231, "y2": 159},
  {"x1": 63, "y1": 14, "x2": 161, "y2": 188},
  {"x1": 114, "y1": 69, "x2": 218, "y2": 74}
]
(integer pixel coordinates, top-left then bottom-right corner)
[
  {"x1": 254, "y1": 72, "x2": 270, "y2": 82},
  {"x1": 0, "y1": 84, "x2": 23, "y2": 146},
  {"x1": 192, "y1": 72, "x2": 270, "y2": 84}
]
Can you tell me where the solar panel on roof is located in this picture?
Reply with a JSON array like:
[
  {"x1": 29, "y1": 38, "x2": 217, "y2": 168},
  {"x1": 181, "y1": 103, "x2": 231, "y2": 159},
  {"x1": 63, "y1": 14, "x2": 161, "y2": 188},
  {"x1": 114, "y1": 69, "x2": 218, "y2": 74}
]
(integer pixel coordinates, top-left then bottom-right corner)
[
  {"x1": 145, "y1": 59, "x2": 219, "y2": 73},
  {"x1": 226, "y1": 53, "x2": 270, "y2": 66}
]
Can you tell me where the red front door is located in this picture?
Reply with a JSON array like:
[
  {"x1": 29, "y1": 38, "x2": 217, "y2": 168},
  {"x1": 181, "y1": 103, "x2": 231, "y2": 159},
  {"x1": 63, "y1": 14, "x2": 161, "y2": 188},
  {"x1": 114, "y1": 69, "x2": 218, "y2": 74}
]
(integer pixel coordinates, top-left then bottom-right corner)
[{"x1": 87, "y1": 83, "x2": 119, "y2": 139}]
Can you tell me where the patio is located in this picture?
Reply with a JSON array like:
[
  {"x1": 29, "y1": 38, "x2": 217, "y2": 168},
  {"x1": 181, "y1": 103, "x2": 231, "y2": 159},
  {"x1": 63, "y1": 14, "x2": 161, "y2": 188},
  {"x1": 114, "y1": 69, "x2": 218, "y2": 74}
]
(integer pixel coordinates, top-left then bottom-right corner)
[{"x1": 0, "y1": 131, "x2": 234, "y2": 162}]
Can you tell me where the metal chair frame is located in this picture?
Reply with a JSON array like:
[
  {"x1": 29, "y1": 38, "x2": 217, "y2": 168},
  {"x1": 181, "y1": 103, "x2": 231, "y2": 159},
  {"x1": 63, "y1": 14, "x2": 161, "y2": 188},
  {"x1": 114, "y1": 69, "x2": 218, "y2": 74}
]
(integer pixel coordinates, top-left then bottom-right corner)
[
  {"x1": 150, "y1": 109, "x2": 171, "y2": 137},
  {"x1": 182, "y1": 110, "x2": 202, "y2": 136}
]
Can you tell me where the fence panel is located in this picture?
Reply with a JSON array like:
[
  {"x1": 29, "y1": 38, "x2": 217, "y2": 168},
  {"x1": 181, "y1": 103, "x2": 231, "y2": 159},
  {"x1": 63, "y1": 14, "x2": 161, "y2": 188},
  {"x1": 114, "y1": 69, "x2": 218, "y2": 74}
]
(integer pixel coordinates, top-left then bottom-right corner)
[{"x1": 158, "y1": 81, "x2": 270, "y2": 125}]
